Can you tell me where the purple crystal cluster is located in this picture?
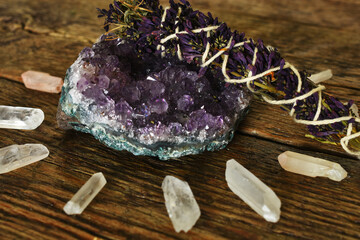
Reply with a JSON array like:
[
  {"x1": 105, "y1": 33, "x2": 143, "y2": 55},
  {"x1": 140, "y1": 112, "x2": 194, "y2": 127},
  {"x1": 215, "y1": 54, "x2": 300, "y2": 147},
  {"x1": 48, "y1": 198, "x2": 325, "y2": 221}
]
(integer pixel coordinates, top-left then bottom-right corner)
[{"x1": 58, "y1": 37, "x2": 251, "y2": 159}]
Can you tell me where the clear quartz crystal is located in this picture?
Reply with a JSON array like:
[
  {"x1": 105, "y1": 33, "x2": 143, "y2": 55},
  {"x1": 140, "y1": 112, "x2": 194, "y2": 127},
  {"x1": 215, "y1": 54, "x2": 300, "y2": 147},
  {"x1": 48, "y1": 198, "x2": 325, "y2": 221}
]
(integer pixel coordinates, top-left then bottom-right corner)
[
  {"x1": 0, "y1": 144, "x2": 49, "y2": 174},
  {"x1": 63, "y1": 172, "x2": 107, "y2": 215},
  {"x1": 225, "y1": 159, "x2": 281, "y2": 223},
  {"x1": 162, "y1": 176, "x2": 201, "y2": 233},
  {"x1": 278, "y1": 151, "x2": 347, "y2": 181},
  {"x1": 21, "y1": 70, "x2": 64, "y2": 93},
  {"x1": 309, "y1": 69, "x2": 333, "y2": 84},
  {"x1": 0, "y1": 105, "x2": 44, "y2": 130}
]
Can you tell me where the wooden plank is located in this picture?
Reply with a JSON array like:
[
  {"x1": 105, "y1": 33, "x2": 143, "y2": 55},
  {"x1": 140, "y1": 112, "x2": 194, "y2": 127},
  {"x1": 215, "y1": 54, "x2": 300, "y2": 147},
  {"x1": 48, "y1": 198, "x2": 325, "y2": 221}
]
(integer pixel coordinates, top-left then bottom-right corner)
[
  {"x1": 179, "y1": 0, "x2": 360, "y2": 31},
  {"x1": 0, "y1": 31, "x2": 89, "y2": 81},
  {"x1": 0, "y1": 75, "x2": 359, "y2": 239},
  {"x1": 239, "y1": 101, "x2": 346, "y2": 156},
  {"x1": 0, "y1": 0, "x2": 358, "y2": 156},
  {"x1": 0, "y1": 0, "x2": 106, "y2": 81},
  {"x1": 0, "y1": 0, "x2": 359, "y2": 239},
  {"x1": 1, "y1": 0, "x2": 359, "y2": 90}
]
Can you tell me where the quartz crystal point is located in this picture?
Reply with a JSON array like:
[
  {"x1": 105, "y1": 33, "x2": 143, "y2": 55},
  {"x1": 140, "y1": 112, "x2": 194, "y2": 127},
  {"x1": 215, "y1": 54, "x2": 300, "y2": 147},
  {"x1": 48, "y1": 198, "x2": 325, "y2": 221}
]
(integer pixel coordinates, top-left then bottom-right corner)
[
  {"x1": 225, "y1": 159, "x2": 281, "y2": 223},
  {"x1": 278, "y1": 151, "x2": 347, "y2": 181},
  {"x1": 309, "y1": 69, "x2": 333, "y2": 84},
  {"x1": 21, "y1": 70, "x2": 63, "y2": 93},
  {"x1": 63, "y1": 172, "x2": 107, "y2": 215},
  {"x1": 162, "y1": 176, "x2": 201, "y2": 233},
  {"x1": 0, "y1": 144, "x2": 49, "y2": 174},
  {"x1": 0, "y1": 105, "x2": 44, "y2": 130},
  {"x1": 57, "y1": 36, "x2": 251, "y2": 160}
]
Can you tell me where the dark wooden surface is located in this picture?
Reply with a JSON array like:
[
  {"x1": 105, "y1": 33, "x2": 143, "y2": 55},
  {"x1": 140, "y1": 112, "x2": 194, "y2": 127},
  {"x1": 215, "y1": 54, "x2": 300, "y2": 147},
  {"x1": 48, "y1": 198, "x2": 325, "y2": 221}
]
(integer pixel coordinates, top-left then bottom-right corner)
[{"x1": 0, "y1": 0, "x2": 359, "y2": 239}]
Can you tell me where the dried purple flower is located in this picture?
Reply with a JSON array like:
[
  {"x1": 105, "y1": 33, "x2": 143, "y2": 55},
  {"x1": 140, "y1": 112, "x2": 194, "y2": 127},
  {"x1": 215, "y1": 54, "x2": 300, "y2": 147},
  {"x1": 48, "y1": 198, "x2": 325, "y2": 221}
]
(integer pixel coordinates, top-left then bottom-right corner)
[{"x1": 97, "y1": 0, "x2": 360, "y2": 157}]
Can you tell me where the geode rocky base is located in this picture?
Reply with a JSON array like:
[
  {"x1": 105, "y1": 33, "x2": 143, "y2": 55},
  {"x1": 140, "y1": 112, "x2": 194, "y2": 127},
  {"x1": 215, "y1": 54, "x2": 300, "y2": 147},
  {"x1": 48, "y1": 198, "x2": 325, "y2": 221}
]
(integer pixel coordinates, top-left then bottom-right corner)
[{"x1": 57, "y1": 36, "x2": 251, "y2": 160}]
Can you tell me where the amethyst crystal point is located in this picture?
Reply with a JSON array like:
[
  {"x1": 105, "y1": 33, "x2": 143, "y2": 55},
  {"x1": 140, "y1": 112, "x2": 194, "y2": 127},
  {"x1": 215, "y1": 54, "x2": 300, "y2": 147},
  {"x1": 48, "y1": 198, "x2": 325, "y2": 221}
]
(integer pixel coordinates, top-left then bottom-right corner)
[{"x1": 57, "y1": 37, "x2": 251, "y2": 160}]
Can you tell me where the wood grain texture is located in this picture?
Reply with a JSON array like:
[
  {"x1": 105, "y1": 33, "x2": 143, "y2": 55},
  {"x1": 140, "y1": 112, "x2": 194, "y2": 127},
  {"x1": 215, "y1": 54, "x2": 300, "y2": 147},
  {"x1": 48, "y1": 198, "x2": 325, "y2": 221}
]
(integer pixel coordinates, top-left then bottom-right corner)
[{"x1": 0, "y1": 0, "x2": 359, "y2": 239}]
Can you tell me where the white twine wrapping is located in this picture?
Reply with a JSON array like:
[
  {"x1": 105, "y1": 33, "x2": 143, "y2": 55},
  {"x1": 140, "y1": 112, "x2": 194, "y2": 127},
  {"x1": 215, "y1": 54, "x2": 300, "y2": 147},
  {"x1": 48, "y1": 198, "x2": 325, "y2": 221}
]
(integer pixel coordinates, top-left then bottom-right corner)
[
  {"x1": 156, "y1": 7, "x2": 360, "y2": 157},
  {"x1": 157, "y1": 6, "x2": 170, "y2": 57}
]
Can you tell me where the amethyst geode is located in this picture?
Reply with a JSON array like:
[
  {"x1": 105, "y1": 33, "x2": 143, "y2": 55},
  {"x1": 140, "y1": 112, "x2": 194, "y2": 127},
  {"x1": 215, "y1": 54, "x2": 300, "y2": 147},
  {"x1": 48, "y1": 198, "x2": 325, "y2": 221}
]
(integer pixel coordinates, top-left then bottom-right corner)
[{"x1": 57, "y1": 36, "x2": 251, "y2": 159}]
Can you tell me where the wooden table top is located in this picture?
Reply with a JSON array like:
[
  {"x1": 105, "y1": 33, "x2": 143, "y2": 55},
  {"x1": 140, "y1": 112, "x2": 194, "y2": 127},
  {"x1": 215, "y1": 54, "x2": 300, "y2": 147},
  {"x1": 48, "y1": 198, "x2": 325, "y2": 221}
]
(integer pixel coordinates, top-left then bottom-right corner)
[{"x1": 0, "y1": 0, "x2": 359, "y2": 239}]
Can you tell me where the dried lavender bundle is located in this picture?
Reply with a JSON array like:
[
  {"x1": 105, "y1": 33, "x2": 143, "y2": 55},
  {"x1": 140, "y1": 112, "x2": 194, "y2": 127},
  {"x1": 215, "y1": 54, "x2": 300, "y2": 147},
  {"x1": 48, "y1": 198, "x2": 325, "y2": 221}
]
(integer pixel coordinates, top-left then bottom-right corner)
[{"x1": 97, "y1": 0, "x2": 360, "y2": 157}]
